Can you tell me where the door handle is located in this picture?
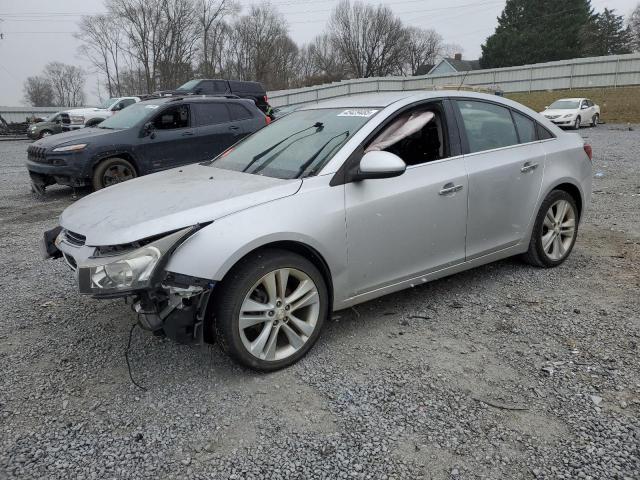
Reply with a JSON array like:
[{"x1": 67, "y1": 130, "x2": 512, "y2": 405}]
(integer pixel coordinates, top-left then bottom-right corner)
[
  {"x1": 229, "y1": 125, "x2": 240, "y2": 131},
  {"x1": 521, "y1": 162, "x2": 538, "y2": 173},
  {"x1": 182, "y1": 131, "x2": 194, "y2": 136},
  {"x1": 439, "y1": 182, "x2": 463, "y2": 195}
]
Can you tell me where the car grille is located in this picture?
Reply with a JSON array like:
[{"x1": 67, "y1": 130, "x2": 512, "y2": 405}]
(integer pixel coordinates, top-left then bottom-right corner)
[
  {"x1": 63, "y1": 230, "x2": 86, "y2": 247},
  {"x1": 545, "y1": 115, "x2": 561, "y2": 120},
  {"x1": 27, "y1": 145, "x2": 48, "y2": 163}
]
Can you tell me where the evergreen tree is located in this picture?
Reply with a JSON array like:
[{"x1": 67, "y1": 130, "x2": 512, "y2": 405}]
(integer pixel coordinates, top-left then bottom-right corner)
[
  {"x1": 480, "y1": 0, "x2": 595, "y2": 68},
  {"x1": 586, "y1": 8, "x2": 632, "y2": 55}
]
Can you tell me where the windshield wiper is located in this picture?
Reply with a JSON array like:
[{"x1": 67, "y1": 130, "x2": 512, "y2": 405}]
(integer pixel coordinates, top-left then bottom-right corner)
[{"x1": 297, "y1": 131, "x2": 349, "y2": 178}]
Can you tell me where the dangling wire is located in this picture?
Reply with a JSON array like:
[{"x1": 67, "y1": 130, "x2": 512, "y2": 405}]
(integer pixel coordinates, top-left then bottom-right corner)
[{"x1": 125, "y1": 321, "x2": 147, "y2": 391}]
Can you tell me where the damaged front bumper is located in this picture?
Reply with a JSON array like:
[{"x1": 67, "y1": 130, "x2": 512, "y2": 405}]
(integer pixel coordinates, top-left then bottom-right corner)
[{"x1": 42, "y1": 225, "x2": 215, "y2": 343}]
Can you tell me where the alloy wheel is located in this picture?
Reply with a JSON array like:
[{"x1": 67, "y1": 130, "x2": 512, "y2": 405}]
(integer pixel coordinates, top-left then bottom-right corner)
[
  {"x1": 102, "y1": 164, "x2": 135, "y2": 187},
  {"x1": 238, "y1": 268, "x2": 320, "y2": 361},
  {"x1": 541, "y1": 199, "x2": 576, "y2": 261}
]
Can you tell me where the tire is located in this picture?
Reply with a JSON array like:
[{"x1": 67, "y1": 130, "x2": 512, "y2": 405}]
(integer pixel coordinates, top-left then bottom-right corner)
[
  {"x1": 573, "y1": 116, "x2": 581, "y2": 130},
  {"x1": 39, "y1": 130, "x2": 52, "y2": 139},
  {"x1": 522, "y1": 190, "x2": 579, "y2": 268},
  {"x1": 85, "y1": 118, "x2": 103, "y2": 127},
  {"x1": 92, "y1": 157, "x2": 137, "y2": 190},
  {"x1": 212, "y1": 248, "x2": 329, "y2": 371},
  {"x1": 591, "y1": 114, "x2": 599, "y2": 127}
]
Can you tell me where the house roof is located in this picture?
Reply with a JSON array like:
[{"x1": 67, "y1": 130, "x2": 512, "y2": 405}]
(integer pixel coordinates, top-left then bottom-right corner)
[{"x1": 431, "y1": 57, "x2": 481, "y2": 73}]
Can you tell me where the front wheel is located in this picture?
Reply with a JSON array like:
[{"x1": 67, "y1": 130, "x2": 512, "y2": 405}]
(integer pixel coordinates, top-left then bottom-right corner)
[
  {"x1": 591, "y1": 114, "x2": 599, "y2": 127},
  {"x1": 522, "y1": 190, "x2": 579, "y2": 268},
  {"x1": 92, "y1": 157, "x2": 137, "y2": 190},
  {"x1": 213, "y1": 249, "x2": 328, "y2": 371},
  {"x1": 573, "y1": 116, "x2": 581, "y2": 130}
]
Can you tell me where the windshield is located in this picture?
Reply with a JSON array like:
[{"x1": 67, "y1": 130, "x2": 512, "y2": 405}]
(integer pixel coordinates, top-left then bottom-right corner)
[
  {"x1": 177, "y1": 80, "x2": 200, "y2": 91},
  {"x1": 549, "y1": 100, "x2": 580, "y2": 109},
  {"x1": 209, "y1": 108, "x2": 378, "y2": 179},
  {"x1": 98, "y1": 97, "x2": 118, "y2": 109},
  {"x1": 97, "y1": 102, "x2": 160, "y2": 129}
]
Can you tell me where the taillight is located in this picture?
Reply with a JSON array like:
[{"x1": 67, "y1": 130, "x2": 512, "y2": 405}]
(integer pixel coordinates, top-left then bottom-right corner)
[
  {"x1": 583, "y1": 144, "x2": 592, "y2": 161},
  {"x1": 263, "y1": 95, "x2": 268, "y2": 102},
  {"x1": 265, "y1": 115, "x2": 272, "y2": 125}
]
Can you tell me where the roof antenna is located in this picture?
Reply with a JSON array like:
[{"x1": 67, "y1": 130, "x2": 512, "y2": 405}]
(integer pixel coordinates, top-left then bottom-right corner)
[{"x1": 457, "y1": 70, "x2": 470, "y2": 91}]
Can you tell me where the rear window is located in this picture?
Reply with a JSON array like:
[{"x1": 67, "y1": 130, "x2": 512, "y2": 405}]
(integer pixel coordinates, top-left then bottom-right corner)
[{"x1": 193, "y1": 103, "x2": 231, "y2": 125}]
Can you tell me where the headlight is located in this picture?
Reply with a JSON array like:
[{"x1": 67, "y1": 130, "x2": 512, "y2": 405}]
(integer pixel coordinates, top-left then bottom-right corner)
[
  {"x1": 563, "y1": 113, "x2": 575, "y2": 118},
  {"x1": 52, "y1": 144, "x2": 88, "y2": 152},
  {"x1": 76, "y1": 227, "x2": 194, "y2": 295}
]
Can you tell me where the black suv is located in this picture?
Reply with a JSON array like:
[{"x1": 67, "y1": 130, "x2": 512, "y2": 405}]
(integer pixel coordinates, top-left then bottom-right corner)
[
  {"x1": 26, "y1": 96, "x2": 269, "y2": 193},
  {"x1": 155, "y1": 79, "x2": 271, "y2": 115}
]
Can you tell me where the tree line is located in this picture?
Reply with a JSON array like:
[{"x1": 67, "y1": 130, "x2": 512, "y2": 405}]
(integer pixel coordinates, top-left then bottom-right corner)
[
  {"x1": 73, "y1": 0, "x2": 457, "y2": 98},
  {"x1": 22, "y1": 0, "x2": 640, "y2": 106}
]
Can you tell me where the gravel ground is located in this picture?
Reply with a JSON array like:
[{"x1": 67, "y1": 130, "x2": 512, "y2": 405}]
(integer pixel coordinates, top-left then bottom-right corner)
[{"x1": 1, "y1": 126, "x2": 639, "y2": 479}]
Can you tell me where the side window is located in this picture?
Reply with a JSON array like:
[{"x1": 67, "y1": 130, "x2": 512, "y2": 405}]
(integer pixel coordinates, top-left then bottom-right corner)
[
  {"x1": 228, "y1": 103, "x2": 252, "y2": 120},
  {"x1": 512, "y1": 111, "x2": 537, "y2": 143},
  {"x1": 193, "y1": 103, "x2": 231, "y2": 126},
  {"x1": 121, "y1": 99, "x2": 135, "y2": 108},
  {"x1": 153, "y1": 104, "x2": 190, "y2": 130},
  {"x1": 536, "y1": 123, "x2": 555, "y2": 140},
  {"x1": 456, "y1": 100, "x2": 518, "y2": 153},
  {"x1": 581, "y1": 100, "x2": 588, "y2": 108},
  {"x1": 365, "y1": 102, "x2": 449, "y2": 166},
  {"x1": 212, "y1": 81, "x2": 228, "y2": 93}
]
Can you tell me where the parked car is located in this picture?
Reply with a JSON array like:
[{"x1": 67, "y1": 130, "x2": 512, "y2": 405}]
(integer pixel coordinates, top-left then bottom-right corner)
[
  {"x1": 271, "y1": 104, "x2": 300, "y2": 120},
  {"x1": 27, "y1": 112, "x2": 68, "y2": 139},
  {"x1": 155, "y1": 79, "x2": 272, "y2": 115},
  {"x1": 62, "y1": 96, "x2": 144, "y2": 131},
  {"x1": 27, "y1": 96, "x2": 269, "y2": 193},
  {"x1": 44, "y1": 91, "x2": 592, "y2": 371},
  {"x1": 541, "y1": 98, "x2": 600, "y2": 129}
]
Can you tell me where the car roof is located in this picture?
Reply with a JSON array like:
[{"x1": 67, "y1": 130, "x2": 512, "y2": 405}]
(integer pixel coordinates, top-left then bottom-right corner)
[
  {"x1": 299, "y1": 90, "x2": 525, "y2": 110},
  {"x1": 555, "y1": 98, "x2": 585, "y2": 101},
  {"x1": 137, "y1": 96, "x2": 253, "y2": 106}
]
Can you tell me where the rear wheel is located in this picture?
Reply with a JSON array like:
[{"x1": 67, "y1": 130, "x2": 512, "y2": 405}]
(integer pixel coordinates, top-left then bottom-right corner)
[
  {"x1": 92, "y1": 157, "x2": 137, "y2": 190},
  {"x1": 213, "y1": 249, "x2": 328, "y2": 371},
  {"x1": 522, "y1": 190, "x2": 579, "y2": 268}
]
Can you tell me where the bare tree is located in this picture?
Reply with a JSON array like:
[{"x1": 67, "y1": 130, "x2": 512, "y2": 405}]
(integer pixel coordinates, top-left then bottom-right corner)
[
  {"x1": 197, "y1": 0, "x2": 238, "y2": 77},
  {"x1": 329, "y1": 0, "x2": 409, "y2": 78},
  {"x1": 630, "y1": 3, "x2": 640, "y2": 52},
  {"x1": 23, "y1": 76, "x2": 55, "y2": 106},
  {"x1": 403, "y1": 27, "x2": 444, "y2": 76},
  {"x1": 44, "y1": 62, "x2": 86, "y2": 107},
  {"x1": 77, "y1": 14, "x2": 125, "y2": 96}
]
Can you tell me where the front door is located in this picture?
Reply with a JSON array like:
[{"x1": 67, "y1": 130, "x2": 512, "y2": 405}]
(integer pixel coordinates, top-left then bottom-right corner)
[
  {"x1": 344, "y1": 101, "x2": 468, "y2": 297},
  {"x1": 140, "y1": 104, "x2": 195, "y2": 171},
  {"x1": 454, "y1": 99, "x2": 545, "y2": 259}
]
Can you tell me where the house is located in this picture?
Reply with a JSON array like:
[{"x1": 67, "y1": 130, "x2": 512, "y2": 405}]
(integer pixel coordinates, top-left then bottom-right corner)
[{"x1": 428, "y1": 53, "x2": 481, "y2": 75}]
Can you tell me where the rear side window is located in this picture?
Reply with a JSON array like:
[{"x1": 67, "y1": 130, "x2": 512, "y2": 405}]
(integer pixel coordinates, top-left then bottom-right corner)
[
  {"x1": 456, "y1": 100, "x2": 519, "y2": 153},
  {"x1": 512, "y1": 111, "x2": 537, "y2": 143},
  {"x1": 228, "y1": 103, "x2": 253, "y2": 120},
  {"x1": 193, "y1": 103, "x2": 231, "y2": 126},
  {"x1": 537, "y1": 123, "x2": 555, "y2": 140}
]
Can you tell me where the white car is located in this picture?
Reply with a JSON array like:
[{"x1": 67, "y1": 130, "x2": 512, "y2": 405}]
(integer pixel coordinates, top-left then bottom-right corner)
[
  {"x1": 62, "y1": 97, "x2": 142, "y2": 130},
  {"x1": 541, "y1": 98, "x2": 600, "y2": 129}
]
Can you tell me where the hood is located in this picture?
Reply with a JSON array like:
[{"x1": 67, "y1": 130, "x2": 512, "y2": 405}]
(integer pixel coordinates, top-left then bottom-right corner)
[
  {"x1": 541, "y1": 109, "x2": 577, "y2": 117},
  {"x1": 59, "y1": 164, "x2": 302, "y2": 246},
  {"x1": 65, "y1": 107, "x2": 105, "y2": 116},
  {"x1": 33, "y1": 127, "x2": 123, "y2": 149}
]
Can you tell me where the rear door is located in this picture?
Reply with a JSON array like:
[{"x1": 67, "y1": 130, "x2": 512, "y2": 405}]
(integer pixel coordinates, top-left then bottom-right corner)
[
  {"x1": 192, "y1": 102, "x2": 238, "y2": 161},
  {"x1": 454, "y1": 99, "x2": 545, "y2": 260}
]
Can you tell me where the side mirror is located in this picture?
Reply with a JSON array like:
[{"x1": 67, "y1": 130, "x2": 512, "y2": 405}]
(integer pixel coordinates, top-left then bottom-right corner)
[
  {"x1": 581, "y1": 104, "x2": 588, "y2": 109},
  {"x1": 143, "y1": 122, "x2": 156, "y2": 138},
  {"x1": 194, "y1": 88, "x2": 203, "y2": 94},
  {"x1": 351, "y1": 151, "x2": 406, "y2": 181},
  {"x1": 544, "y1": 106, "x2": 549, "y2": 110}
]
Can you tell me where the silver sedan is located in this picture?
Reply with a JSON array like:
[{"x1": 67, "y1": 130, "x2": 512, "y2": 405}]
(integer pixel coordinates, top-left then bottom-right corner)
[{"x1": 49, "y1": 91, "x2": 592, "y2": 371}]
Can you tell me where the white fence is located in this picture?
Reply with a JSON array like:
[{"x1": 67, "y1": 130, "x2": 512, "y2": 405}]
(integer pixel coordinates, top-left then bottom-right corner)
[
  {"x1": 268, "y1": 53, "x2": 640, "y2": 107},
  {"x1": 0, "y1": 106, "x2": 60, "y2": 123}
]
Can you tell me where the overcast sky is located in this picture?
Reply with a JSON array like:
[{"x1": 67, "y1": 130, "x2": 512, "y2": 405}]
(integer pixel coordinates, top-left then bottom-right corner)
[{"x1": 0, "y1": 0, "x2": 637, "y2": 106}]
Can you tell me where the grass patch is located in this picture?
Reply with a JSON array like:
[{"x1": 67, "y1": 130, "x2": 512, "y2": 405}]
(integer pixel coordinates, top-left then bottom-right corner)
[{"x1": 507, "y1": 86, "x2": 640, "y2": 124}]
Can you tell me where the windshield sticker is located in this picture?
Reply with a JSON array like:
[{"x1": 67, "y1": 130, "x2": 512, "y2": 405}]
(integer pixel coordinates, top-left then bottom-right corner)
[
  {"x1": 145, "y1": 105, "x2": 160, "y2": 109},
  {"x1": 337, "y1": 109, "x2": 378, "y2": 117}
]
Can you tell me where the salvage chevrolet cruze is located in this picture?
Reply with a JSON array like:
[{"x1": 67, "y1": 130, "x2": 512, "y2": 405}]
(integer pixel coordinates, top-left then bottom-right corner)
[{"x1": 45, "y1": 91, "x2": 592, "y2": 371}]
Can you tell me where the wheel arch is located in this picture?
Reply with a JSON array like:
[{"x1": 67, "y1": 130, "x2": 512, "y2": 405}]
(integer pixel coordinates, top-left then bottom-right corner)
[
  {"x1": 90, "y1": 151, "x2": 141, "y2": 176},
  {"x1": 550, "y1": 181, "x2": 583, "y2": 219}
]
